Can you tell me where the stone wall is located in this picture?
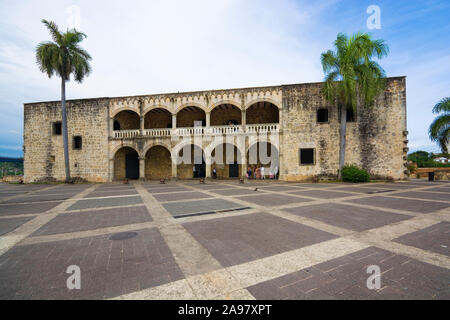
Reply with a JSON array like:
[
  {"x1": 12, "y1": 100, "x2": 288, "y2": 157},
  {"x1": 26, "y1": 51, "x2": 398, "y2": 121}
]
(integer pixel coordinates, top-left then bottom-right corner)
[
  {"x1": 23, "y1": 98, "x2": 109, "y2": 183},
  {"x1": 279, "y1": 77, "x2": 407, "y2": 181}
]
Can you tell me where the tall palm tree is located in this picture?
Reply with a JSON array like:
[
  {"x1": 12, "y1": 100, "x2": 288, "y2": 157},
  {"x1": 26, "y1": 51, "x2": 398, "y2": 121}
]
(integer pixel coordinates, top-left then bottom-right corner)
[
  {"x1": 36, "y1": 19, "x2": 91, "y2": 182},
  {"x1": 429, "y1": 97, "x2": 450, "y2": 153},
  {"x1": 321, "y1": 32, "x2": 389, "y2": 179}
]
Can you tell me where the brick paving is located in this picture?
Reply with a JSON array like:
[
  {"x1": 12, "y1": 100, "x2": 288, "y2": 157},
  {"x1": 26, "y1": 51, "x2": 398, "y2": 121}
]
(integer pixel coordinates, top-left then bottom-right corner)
[
  {"x1": 0, "y1": 228, "x2": 183, "y2": 299},
  {"x1": 0, "y1": 180, "x2": 449, "y2": 300},
  {"x1": 283, "y1": 203, "x2": 411, "y2": 232},
  {"x1": 393, "y1": 222, "x2": 450, "y2": 257},
  {"x1": 32, "y1": 206, "x2": 153, "y2": 236},
  {"x1": 247, "y1": 247, "x2": 450, "y2": 299},
  {"x1": 183, "y1": 212, "x2": 337, "y2": 267}
]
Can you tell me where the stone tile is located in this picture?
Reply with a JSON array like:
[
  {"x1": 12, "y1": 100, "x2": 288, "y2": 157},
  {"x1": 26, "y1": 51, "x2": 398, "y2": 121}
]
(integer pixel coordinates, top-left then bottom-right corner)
[
  {"x1": 0, "y1": 201, "x2": 63, "y2": 216},
  {"x1": 32, "y1": 206, "x2": 153, "y2": 236},
  {"x1": 392, "y1": 191, "x2": 450, "y2": 202},
  {"x1": 284, "y1": 203, "x2": 411, "y2": 232},
  {"x1": 183, "y1": 213, "x2": 337, "y2": 267},
  {"x1": 153, "y1": 191, "x2": 212, "y2": 202},
  {"x1": 235, "y1": 194, "x2": 313, "y2": 207},
  {"x1": 289, "y1": 190, "x2": 355, "y2": 199},
  {"x1": 162, "y1": 199, "x2": 248, "y2": 218},
  {"x1": 258, "y1": 185, "x2": 303, "y2": 192},
  {"x1": 393, "y1": 222, "x2": 450, "y2": 256},
  {"x1": 347, "y1": 196, "x2": 449, "y2": 213},
  {"x1": 0, "y1": 228, "x2": 184, "y2": 299},
  {"x1": 0, "y1": 216, "x2": 35, "y2": 236},
  {"x1": 146, "y1": 187, "x2": 191, "y2": 194},
  {"x1": 210, "y1": 188, "x2": 261, "y2": 196},
  {"x1": 246, "y1": 247, "x2": 450, "y2": 300},
  {"x1": 329, "y1": 186, "x2": 394, "y2": 194},
  {"x1": 67, "y1": 196, "x2": 143, "y2": 211},
  {"x1": 84, "y1": 189, "x2": 138, "y2": 198},
  {"x1": 2, "y1": 193, "x2": 78, "y2": 204}
]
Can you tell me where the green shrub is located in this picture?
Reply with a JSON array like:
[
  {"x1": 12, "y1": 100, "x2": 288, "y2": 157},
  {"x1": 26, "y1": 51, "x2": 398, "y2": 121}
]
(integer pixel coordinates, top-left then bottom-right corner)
[{"x1": 341, "y1": 165, "x2": 370, "y2": 182}]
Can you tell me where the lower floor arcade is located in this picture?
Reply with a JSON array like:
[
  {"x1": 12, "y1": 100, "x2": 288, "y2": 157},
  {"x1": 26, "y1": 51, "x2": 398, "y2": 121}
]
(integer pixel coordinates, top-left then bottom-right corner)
[{"x1": 112, "y1": 142, "x2": 280, "y2": 181}]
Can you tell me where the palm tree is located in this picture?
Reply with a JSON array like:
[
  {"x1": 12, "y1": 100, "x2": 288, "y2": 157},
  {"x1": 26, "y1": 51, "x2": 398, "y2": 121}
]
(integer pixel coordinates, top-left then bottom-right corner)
[
  {"x1": 321, "y1": 32, "x2": 389, "y2": 179},
  {"x1": 36, "y1": 19, "x2": 91, "y2": 182},
  {"x1": 429, "y1": 97, "x2": 450, "y2": 153}
]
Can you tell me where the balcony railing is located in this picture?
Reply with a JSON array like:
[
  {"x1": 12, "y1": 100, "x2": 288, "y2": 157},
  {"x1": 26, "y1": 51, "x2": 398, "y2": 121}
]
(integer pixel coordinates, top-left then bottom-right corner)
[
  {"x1": 112, "y1": 123, "x2": 279, "y2": 139},
  {"x1": 143, "y1": 128, "x2": 172, "y2": 137},
  {"x1": 113, "y1": 129, "x2": 140, "y2": 139}
]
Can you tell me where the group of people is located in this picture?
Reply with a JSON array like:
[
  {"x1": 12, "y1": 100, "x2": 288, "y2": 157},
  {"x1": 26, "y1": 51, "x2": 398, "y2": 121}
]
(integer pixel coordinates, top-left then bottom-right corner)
[{"x1": 246, "y1": 165, "x2": 278, "y2": 180}]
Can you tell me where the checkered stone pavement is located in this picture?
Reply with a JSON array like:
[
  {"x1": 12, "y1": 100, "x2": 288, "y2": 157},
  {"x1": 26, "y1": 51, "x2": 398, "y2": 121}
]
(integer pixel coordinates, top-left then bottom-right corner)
[{"x1": 0, "y1": 179, "x2": 449, "y2": 300}]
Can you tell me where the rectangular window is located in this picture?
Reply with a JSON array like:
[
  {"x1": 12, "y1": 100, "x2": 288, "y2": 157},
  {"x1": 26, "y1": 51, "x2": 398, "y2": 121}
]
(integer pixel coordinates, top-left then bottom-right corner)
[
  {"x1": 53, "y1": 122, "x2": 62, "y2": 135},
  {"x1": 300, "y1": 148, "x2": 315, "y2": 165},
  {"x1": 73, "y1": 136, "x2": 82, "y2": 150},
  {"x1": 317, "y1": 109, "x2": 328, "y2": 123}
]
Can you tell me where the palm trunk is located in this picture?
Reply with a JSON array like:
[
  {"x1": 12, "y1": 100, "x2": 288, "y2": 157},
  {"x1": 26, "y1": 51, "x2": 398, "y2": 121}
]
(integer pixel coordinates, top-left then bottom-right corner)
[
  {"x1": 338, "y1": 105, "x2": 347, "y2": 179},
  {"x1": 61, "y1": 77, "x2": 71, "y2": 182}
]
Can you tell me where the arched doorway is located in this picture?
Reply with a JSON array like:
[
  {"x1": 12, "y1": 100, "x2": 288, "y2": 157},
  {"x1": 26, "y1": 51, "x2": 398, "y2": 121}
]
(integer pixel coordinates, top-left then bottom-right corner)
[
  {"x1": 246, "y1": 102, "x2": 279, "y2": 124},
  {"x1": 247, "y1": 142, "x2": 279, "y2": 179},
  {"x1": 113, "y1": 110, "x2": 140, "y2": 130},
  {"x1": 145, "y1": 146, "x2": 171, "y2": 180},
  {"x1": 211, "y1": 143, "x2": 241, "y2": 178},
  {"x1": 210, "y1": 104, "x2": 242, "y2": 126},
  {"x1": 177, "y1": 106, "x2": 206, "y2": 127},
  {"x1": 177, "y1": 144, "x2": 205, "y2": 179},
  {"x1": 114, "y1": 147, "x2": 140, "y2": 180}
]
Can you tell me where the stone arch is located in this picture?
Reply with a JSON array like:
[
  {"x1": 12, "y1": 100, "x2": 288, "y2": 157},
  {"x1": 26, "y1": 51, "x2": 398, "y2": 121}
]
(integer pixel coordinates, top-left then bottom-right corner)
[
  {"x1": 111, "y1": 107, "x2": 140, "y2": 118},
  {"x1": 210, "y1": 142, "x2": 242, "y2": 179},
  {"x1": 113, "y1": 146, "x2": 140, "y2": 180},
  {"x1": 113, "y1": 110, "x2": 140, "y2": 130},
  {"x1": 175, "y1": 143, "x2": 206, "y2": 179},
  {"x1": 210, "y1": 103, "x2": 242, "y2": 126},
  {"x1": 176, "y1": 105, "x2": 206, "y2": 128},
  {"x1": 245, "y1": 101, "x2": 280, "y2": 124},
  {"x1": 145, "y1": 145, "x2": 172, "y2": 180},
  {"x1": 208, "y1": 100, "x2": 242, "y2": 112},
  {"x1": 244, "y1": 98, "x2": 281, "y2": 110},
  {"x1": 111, "y1": 143, "x2": 141, "y2": 160},
  {"x1": 143, "y1": 141, "x2": 172, "y2": 156},
  {"x1": 175, "y1": 102, "x2": 207, "y2": 114},
  {"x1": 142, "y1": 105, "x2": 173, "y2": 117},
  {"x1": 144, "y1": 107, "x2": 172, "y2": 129}
]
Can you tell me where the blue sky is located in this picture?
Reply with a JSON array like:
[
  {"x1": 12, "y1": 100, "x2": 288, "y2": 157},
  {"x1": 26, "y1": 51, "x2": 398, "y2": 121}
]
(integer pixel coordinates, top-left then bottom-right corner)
[{"x1": 0, "y1": 0, "x2": 449, "y2": 157}]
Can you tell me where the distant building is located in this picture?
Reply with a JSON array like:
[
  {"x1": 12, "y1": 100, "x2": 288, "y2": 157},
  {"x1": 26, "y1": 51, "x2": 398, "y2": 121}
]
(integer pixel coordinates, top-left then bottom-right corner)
[
  {"x1": 23, "y1": 77, "x2": 408, "y2": 182},
  {"x1": 433, "y1": 157, "x2": 448, "y2": 164}
]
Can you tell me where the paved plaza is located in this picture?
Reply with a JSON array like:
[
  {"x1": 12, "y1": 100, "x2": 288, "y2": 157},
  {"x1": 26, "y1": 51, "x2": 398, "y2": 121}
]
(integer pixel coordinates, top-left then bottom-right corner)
[{"x1": 0, "y1": 179, "x2": 449, "y2": 299}]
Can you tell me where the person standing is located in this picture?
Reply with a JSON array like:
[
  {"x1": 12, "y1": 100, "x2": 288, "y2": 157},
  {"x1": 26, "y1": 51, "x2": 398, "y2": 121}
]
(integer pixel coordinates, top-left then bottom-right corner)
[{"x1": 260, "y1": 166, "x2": 265, "y2": 179}]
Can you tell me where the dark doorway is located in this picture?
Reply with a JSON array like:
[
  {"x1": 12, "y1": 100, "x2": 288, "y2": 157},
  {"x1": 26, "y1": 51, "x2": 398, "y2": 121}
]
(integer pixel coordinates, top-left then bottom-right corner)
[
  {"x1": 194, "y1": 163, "x2": 206, "y2": 178},
  {"x1": 229, "y1": 162, "x2": 239, "y2": 177},
  {"x1": 125, "y1": 152, "x2": 139, "y2": 179}
]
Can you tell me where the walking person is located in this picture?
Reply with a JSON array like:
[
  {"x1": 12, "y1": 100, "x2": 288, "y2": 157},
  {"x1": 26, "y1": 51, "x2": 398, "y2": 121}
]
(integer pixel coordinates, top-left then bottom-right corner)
[{"x1": 260, "y1": 166, "x2": 265, "y2": 179}]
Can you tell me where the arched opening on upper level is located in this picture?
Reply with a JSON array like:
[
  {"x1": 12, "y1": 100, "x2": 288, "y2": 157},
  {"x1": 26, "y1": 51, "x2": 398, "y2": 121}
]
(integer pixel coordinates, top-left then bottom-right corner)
[
  {"x1": 145, "y1": 145, "x2": 171, "y2": 180},
  {"x1": 144, "y1": 108, "x2": 172, "y2": 129},
  {"x1": 113, "y1": 110, "x2": 140, "y2": 130},
  {"x1": 177, "y1": 106, "x2": 206, "y2": 128},
  {"x1": 113, "y1": 146, "x2": 139, "y2": 180},
  {"x1": 246, "y1": 102, "x2": 279, "y2": 124},
  {"x1": 211, "y1": 143, "x2": 242, "y2": 178},
  {"x1": 177, "y1": 144, "x2": 205, "y2": 178},
  {"x1": 210, "y1": 104, "x2": 241, "y2": 126}
]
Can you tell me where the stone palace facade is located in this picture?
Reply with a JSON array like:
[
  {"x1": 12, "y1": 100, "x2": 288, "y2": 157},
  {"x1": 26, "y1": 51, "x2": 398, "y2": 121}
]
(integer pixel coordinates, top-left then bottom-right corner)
[{"x1": 23, "y1": 77, "x2": 408, "y2": 183}]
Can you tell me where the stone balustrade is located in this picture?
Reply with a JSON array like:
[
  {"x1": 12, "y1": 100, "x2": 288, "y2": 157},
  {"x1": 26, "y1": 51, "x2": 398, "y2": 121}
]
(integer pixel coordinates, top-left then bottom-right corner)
[{"x1": 112, "y1": 123, "x2": 279, "y2": 139}]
